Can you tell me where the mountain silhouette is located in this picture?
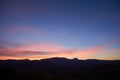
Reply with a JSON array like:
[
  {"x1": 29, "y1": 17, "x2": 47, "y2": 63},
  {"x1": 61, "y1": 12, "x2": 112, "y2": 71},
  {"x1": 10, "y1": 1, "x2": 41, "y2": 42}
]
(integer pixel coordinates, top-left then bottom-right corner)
[{"x1": 0, "y1": 57, "x2": 120, "y2": 80}]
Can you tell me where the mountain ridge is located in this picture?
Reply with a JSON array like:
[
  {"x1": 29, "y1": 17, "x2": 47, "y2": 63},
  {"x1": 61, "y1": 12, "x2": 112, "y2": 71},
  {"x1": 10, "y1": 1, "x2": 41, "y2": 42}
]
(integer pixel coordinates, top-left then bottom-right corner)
[
  {"x1": 1, "y1": 57, "x2": 120, "y2": 61},
  {"x1": 0, "y1": 57, "x2": 120, "y2": 80}
]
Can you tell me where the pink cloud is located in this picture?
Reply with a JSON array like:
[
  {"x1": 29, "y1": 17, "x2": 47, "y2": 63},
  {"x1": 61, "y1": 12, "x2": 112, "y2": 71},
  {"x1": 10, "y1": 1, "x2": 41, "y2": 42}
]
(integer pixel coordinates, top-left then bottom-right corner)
[
  {"x1": 1, "y1": 25, "x2": 45, "y2": 35},
  {"x1": 0, "y1": 47, "x2": 9, "y2": 53},
  {"x1": 11, "y1": 43, "x2": 65, "y2": 52},
  {"x1": 0, "y1": 37, "x2": 120, "y2": 60}
]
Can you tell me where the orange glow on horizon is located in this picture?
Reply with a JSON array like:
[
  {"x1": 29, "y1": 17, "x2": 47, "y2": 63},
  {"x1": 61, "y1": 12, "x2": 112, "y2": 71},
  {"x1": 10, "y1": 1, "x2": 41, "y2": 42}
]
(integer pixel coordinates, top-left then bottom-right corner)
[{"x1": 0, "y1": 37, "x2": 120, "y2": 60}]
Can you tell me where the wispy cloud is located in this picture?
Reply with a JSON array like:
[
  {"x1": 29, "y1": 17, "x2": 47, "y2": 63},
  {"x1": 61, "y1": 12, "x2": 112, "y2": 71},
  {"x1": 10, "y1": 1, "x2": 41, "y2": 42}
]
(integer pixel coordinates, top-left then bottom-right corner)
[
  {"x1": 11, "y1": 43, "x2": 66, "y2": 52},
  {"x1": 0, "y1": 25, "x2": 45, "y2": 35},
  {"x1": 0, "y1": 37, "x2": 120, "y2": 60}
]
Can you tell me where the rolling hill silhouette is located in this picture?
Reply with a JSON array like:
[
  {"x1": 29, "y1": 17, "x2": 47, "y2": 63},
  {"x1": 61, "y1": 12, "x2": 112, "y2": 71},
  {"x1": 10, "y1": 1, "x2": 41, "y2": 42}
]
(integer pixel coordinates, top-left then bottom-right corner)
[{"x1": 0, "y1": 57, "x2": 120, "y2": 80}]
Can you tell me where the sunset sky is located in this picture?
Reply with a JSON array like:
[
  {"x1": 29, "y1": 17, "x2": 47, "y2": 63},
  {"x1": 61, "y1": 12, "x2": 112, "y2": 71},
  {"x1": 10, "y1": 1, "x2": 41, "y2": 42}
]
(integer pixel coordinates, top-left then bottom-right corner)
[{"x1": 0, "y1": 0, "x2": 120, "y2": 60}]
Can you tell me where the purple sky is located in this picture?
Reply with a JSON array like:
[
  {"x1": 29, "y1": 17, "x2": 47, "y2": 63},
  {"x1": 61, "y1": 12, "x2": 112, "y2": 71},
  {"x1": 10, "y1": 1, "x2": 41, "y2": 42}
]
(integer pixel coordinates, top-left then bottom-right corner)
[{"x1": 0, "y1": 0, "x2": 120, "y2": 60}]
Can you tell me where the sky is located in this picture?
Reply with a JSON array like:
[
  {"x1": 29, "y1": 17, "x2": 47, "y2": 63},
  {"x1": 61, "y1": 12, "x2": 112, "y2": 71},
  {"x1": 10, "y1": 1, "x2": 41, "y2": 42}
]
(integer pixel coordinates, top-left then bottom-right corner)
[{"x1": 0, "y1": 0, "x2": 120, "y2": 60}]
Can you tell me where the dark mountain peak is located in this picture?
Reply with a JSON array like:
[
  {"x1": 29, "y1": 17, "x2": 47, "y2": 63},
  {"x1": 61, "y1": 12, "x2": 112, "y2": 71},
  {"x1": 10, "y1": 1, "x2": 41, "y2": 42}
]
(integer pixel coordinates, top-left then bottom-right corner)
[
  {"x1": 41, "y1": 57, "x2": 69, "y2": 61},
  {"x1": 86, "y1": 59, "x2": 99, "y2": 61},
  {"x1": 72, "y1": 58, "x2": 79, "y2": 61}
]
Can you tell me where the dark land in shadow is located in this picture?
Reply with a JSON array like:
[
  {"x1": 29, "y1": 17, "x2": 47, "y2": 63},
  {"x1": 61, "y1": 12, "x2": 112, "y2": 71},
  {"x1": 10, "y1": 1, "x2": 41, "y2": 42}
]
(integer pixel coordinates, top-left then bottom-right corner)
[{"x1": 0, "y1": 57, "x2": 120, "y2": 80}]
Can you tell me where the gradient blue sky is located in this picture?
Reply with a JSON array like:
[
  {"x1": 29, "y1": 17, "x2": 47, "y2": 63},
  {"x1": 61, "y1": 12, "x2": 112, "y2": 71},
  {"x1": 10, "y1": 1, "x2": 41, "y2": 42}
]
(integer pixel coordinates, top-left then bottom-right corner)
[{"x1": 0, "y1": 0, "x2": 120, "y2": 60}]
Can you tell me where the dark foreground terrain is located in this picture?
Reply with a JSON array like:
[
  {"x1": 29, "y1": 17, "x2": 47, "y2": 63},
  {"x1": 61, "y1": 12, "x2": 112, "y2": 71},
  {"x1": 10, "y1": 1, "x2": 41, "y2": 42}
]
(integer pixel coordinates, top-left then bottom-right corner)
[{"x1": 0, "y1": 57, "x2": 120, "y2": 80}]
